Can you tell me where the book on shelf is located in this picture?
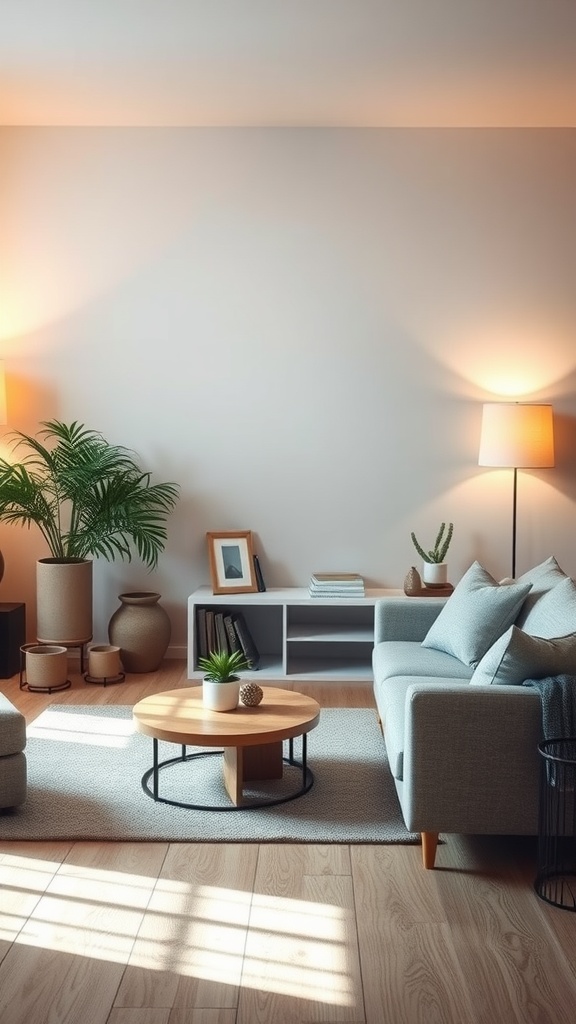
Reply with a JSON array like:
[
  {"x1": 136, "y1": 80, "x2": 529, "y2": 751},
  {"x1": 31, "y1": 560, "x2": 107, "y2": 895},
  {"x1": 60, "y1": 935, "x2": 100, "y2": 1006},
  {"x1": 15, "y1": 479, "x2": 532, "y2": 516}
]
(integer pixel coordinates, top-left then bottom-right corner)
[
  {"x1": 311, "y1": 573, "x2": 365, "y2": 586},
  {"x1": 253, "y1": 554, "x2": 266, "y2": 592},
  {"x1": 196, "y1": 607, "x2": 208, "y2": 659},
  {"x1": 214, "y1": 612, "x2": 229, "y2": 654},
  {"x1": 205, "y1": 610, "x2": 216, "y2": 653},
  {"x1": 232, "y1": 612, "x2": 260, "y2": 669},
  {"x1": 309, "y1": 572, "x2": 365, "y2": 598},
  {"x1": 223, "y1": 613, "x2": 242, "y2": 654}
]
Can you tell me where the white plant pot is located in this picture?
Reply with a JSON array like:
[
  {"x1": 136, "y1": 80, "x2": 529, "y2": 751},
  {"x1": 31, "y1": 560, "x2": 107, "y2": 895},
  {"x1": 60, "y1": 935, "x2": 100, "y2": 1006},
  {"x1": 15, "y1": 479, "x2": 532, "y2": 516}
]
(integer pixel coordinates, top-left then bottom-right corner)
[
  {"x1": 422, "y1": 562, "x2": 448, "y2": 587},
  {"x1": 202, "y1": 677, "x2": 240, "y2": 712}
]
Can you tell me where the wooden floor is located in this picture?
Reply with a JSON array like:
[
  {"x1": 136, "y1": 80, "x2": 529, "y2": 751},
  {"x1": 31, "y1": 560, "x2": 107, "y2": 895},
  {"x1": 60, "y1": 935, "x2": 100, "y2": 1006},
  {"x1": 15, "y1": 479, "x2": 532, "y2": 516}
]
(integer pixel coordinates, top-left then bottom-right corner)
[{"x1": 1, "y1": 663, "x2": 576, "y2": 1024}]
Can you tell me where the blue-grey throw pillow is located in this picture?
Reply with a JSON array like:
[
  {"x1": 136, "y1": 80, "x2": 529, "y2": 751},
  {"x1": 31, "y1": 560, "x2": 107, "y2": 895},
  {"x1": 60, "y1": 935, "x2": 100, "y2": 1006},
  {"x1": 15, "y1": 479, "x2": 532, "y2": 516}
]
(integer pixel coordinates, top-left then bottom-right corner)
[
  {"x1": 470, "y1": 626, "x2": 576, "y2": 686},
  {"x1": 514, "y1": 555, "x2": 567, "y2": 628},
  {"x1": 516, "y1": 574, "x2": 576, "y2": 639},
  {"x1": 422, "y1": 561, "x2": 532, "y2": 667}
]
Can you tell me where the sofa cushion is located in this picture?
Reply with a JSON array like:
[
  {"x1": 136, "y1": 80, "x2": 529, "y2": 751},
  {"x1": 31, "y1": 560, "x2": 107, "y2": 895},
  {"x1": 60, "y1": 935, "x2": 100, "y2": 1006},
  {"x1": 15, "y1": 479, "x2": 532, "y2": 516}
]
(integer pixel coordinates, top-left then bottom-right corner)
[
  {"x1": 470, "y1": 626, "x2": 576, "y2": 686},
  {"x1": 515, "y1": 575, "x2": 576, "y2": 639},
  {"x1": 422, "y1": 561, "x2": 532, "y2": 667},
  {"x1": 0, "y1": 693, "x2": 27, "y2": 758},
  {"x1": 515, "y1": 556, "x2": 568, "y2": 628},
  {"x1": 372, "y1": 640, "x2": 473, "y2": 684},
  {"x1": 374, "y1": 674, "x2": 465, "y2": 781}
]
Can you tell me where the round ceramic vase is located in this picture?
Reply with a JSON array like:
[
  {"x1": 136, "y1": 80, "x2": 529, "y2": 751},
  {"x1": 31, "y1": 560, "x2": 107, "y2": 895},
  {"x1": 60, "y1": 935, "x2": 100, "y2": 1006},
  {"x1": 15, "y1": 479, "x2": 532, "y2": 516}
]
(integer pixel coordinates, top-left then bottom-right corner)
[
  {"x1": 202, "y1": 678, "x2": 240, "y2": 712},
  {"x1": 108, "y1": 592, "x2": 171, "y2": 673}
]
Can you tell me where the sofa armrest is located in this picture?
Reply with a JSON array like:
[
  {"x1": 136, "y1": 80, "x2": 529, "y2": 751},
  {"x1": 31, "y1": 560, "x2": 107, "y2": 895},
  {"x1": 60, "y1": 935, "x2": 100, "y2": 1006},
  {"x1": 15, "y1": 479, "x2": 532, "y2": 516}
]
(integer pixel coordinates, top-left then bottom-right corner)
[
  {"x1": 401, "y1": 683, "x2": 543, "y2": 834},
  {"x1": 374, "y1": 597, "x2": 447, "y2": 644}
]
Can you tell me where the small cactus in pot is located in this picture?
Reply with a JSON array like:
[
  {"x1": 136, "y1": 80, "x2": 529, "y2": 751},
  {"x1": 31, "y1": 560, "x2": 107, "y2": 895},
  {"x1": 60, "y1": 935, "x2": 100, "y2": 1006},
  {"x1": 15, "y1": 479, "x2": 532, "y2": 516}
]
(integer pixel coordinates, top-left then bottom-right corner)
[{"x1": 410, "y1": 522, "x2": 453, "y2": 587}]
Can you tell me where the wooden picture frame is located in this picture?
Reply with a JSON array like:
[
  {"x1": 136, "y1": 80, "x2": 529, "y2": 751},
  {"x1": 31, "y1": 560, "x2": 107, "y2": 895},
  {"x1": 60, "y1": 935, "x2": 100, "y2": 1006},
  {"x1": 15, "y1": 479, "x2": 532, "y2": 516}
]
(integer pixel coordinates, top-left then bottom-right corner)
[{"x1": 206, "y1": 530, "x2": 258, "y2": 595}]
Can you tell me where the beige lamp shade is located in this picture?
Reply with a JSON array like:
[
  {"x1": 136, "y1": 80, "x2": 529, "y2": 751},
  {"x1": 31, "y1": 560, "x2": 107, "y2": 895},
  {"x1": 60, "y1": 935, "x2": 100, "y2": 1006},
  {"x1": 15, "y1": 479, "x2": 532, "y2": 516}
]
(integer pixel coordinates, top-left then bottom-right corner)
[{"x1": 478, "y1": 403, "x2": 555, "y2": 469}]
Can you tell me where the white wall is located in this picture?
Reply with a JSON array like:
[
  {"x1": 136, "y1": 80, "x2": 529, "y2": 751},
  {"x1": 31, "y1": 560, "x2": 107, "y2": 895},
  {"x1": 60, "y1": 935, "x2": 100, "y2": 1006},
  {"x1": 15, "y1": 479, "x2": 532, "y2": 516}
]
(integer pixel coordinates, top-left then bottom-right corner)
[{"x1": 1, "y1": 127, "x2": 576, "y2": 650}]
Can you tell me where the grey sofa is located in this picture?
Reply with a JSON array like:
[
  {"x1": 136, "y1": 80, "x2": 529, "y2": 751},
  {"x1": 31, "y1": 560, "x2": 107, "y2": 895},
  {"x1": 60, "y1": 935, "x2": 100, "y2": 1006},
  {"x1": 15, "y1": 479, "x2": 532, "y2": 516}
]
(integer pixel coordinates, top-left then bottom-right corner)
[
  {"x1": 0, "y1": 692, "x2": 27, "y2": 810},
  {"x1": 372, "y1": 556, "x2": 576, "y2": 868}
]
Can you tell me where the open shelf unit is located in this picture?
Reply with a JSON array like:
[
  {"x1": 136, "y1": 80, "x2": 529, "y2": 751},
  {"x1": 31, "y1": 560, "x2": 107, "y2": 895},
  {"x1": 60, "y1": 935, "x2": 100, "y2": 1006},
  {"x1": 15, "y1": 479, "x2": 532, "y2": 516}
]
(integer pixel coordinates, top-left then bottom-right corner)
[{"x1": 187, "y1": 586, "x2": 403, "y2": 683}]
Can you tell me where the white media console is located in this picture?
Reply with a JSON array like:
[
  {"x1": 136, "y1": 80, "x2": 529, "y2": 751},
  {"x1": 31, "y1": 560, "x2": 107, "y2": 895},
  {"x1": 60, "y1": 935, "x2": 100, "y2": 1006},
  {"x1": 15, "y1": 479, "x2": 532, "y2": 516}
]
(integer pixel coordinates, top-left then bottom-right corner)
[{"x1": 188, "y1": 586, "x2": 404, "y2": 683}]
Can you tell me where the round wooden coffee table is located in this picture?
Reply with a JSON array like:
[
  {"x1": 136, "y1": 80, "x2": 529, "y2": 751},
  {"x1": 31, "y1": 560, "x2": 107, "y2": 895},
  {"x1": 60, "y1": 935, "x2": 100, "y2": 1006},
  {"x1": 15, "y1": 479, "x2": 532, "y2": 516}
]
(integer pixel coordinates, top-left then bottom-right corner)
[{"x1": 132, "y1": 686, "x2": 321, "y2": 809}]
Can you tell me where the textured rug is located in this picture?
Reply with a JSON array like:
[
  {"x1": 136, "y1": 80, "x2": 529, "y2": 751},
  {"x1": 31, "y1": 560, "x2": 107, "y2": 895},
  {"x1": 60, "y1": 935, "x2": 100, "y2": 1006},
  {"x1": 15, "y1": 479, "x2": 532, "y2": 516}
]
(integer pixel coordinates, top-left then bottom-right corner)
[{"x1": 0, "y1": 705, "x2": 418, "y2": 844}]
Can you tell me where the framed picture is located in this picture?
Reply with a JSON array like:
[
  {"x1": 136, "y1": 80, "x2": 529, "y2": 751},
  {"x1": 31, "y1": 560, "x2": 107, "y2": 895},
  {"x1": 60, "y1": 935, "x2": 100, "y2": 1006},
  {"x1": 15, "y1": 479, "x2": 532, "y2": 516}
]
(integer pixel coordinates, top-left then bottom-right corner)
[{"x1": 206, "y1": 530, "x2": 258, "y2": 595}]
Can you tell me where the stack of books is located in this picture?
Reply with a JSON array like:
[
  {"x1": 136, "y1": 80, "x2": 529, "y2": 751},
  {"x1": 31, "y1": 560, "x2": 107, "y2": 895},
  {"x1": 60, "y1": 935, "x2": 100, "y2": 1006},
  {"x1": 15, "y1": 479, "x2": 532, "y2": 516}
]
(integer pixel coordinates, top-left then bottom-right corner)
[
  {"x1": 309, "y1": 573, "x2": 365, "y2": 598},
  {"x1": 196, "y1": 608, "x2": 260, "y2": 668}
]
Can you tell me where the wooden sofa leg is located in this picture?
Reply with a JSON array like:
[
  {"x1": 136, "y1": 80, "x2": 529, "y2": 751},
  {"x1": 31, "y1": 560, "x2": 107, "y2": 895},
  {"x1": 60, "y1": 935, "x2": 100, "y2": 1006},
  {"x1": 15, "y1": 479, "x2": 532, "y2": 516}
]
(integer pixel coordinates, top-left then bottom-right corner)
[{"x1": 421, "y1": 831, "x2": 439, "y2": 869}]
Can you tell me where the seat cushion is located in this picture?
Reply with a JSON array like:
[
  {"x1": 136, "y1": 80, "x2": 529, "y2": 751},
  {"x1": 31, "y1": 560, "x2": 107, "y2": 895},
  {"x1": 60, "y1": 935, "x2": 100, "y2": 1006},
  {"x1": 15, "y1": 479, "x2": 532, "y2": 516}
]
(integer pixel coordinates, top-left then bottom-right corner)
[
  {"x1": 372, "y1": 640, "x2": 473, "y2": 684},
  {"x1": 422, "y1": 561, "x2": 532, "y2": 667},
  {"x1": 374, "y1": 672, "x2": 470, "y2": 781},
  {"x1": 0, "y1": 693, "x2": 26, "y2": 758}
]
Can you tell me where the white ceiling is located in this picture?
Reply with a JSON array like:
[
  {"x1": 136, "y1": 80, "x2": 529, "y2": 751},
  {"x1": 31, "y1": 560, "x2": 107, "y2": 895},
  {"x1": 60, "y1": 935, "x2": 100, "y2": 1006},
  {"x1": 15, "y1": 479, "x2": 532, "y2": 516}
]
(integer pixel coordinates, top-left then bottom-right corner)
[{"x1": 1, "y1": 0, "x2": 575, "y2": 128}]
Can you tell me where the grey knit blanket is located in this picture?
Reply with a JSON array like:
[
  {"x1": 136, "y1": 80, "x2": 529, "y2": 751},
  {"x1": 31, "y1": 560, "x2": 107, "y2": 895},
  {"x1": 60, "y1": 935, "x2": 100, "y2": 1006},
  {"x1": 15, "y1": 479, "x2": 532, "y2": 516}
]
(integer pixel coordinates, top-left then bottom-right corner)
[{"x1": 523, "y1": 674, "x2": 576, "y2": 740}]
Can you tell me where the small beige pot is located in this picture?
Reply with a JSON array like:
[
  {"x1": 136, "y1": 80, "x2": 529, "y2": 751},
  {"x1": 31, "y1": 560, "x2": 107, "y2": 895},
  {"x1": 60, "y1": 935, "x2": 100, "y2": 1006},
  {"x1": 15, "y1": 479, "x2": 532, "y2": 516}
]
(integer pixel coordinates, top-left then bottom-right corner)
[
  {"x1": 88, "y1": 644, "x2": 121, "y2": 679},
  {"x1": 25, "y1": 644, "x2": 68, "y2": 689}
]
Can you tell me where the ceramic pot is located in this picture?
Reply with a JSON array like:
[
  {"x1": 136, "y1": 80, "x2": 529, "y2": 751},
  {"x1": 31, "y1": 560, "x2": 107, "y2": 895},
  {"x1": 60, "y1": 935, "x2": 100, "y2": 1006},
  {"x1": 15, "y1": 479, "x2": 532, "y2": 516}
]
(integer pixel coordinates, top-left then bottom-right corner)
[
  {"x1": 422, "y1": 562, "x2": 448, "y2": 587},
  {"x1": 88, "y1": 644, "x2": 122, "y2": 679},
  {"x1": 403, "y1": 566, "x2": 422, "y2": 596},
  {"x1": 202, "y1": 677, "x2": 240, "y2": 712},
  {"x1": 108, "y1": 592, "x2": 171, "y2": 673},
  {"x1": 25, "y1": 644, "x2": 68, "y2": 689},
  {"x1": 36, "y1": 558, "x2": 93, "y2": 644}
]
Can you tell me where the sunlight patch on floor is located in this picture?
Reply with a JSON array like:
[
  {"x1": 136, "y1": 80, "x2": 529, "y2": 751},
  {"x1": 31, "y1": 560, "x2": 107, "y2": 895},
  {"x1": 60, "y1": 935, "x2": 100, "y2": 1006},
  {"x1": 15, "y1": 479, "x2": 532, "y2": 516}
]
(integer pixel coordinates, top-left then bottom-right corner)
[
  {"x1": 241, "y1": 890, "x2": 353, "y2": 1005},
  {"x1": 27, "y1": 710, "x2": 134, "y2": 748},
  {"x1": 2, "y1": 860, "x2": 354, "y2": 1006}
]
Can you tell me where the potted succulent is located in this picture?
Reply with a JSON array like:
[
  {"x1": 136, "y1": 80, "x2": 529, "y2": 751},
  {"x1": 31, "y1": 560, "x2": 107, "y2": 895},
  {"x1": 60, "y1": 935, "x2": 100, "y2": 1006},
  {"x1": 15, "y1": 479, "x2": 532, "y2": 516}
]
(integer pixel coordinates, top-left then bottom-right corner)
[
  {"x1": 198, "y1": 649, "x2": 249, "y2": 712},
  {"x1": 410, "y1": 522, "x2": 454, "y2": 587},
  {"x1": 0, "y1": 419, "x2": 179, "y2": 645}
]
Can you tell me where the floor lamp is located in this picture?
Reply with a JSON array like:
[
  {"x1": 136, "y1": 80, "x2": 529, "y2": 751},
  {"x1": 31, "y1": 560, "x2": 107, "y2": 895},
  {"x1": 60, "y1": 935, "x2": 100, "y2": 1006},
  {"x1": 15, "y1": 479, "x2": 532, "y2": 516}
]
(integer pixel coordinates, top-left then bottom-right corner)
[{"x1": 478, "y1": 402, "x2": 555, "y2": 579}]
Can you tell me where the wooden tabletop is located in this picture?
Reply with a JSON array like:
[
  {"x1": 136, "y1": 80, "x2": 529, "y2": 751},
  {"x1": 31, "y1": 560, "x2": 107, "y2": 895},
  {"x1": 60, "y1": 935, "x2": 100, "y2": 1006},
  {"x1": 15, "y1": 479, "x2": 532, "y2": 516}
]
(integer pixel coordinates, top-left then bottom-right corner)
[{"x1": 132, "y1": 686, "x2": 321, "y2": 748}]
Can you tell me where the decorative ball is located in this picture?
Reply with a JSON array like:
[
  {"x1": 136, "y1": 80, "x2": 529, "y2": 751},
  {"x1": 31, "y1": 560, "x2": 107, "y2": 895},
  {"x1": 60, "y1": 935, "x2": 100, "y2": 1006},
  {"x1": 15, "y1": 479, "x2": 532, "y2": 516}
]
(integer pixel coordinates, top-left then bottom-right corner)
[{"x1": 240, "y1": 682, "x2": 264, "y2": 707}]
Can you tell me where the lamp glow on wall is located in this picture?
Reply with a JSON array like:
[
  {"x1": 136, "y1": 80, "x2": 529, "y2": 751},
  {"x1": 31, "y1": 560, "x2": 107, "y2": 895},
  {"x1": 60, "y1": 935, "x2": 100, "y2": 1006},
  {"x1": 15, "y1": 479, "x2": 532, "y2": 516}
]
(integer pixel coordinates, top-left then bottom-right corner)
[
  {"x1": 0, "y1": 361, "x2": 6, "y2": 583},
  {"x1": 478, "y1": 402, "x2": 555, "y2": 578},
  {"x1": 0, "y1": 361, "x2": 6, "y2": 425}
]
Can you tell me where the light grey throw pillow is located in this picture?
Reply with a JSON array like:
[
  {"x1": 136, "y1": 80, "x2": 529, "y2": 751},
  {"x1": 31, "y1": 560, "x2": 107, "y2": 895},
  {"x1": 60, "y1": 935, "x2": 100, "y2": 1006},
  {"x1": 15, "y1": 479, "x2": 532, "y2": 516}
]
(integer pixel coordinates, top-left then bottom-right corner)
[
  {"x1": 422, "y1": 560, "x2": 532, "y2": 667},
  {"x1": 470, "y1": 626, "x2": 576, "y2": 686},
  {"x1": 517, "y1": 575, "x2": 576, "y2": 638},
  {"x1": 515, "y1": 555, "x2": 567, "y2": 628}
]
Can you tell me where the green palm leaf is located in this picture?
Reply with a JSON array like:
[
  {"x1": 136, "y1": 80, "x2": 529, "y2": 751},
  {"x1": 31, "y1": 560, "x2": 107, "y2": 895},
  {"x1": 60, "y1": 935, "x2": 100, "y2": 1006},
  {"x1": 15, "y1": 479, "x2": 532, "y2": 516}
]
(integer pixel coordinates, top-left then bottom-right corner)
[{"x1": 0, "y1": 420, "x2": 179, "y2": 568}]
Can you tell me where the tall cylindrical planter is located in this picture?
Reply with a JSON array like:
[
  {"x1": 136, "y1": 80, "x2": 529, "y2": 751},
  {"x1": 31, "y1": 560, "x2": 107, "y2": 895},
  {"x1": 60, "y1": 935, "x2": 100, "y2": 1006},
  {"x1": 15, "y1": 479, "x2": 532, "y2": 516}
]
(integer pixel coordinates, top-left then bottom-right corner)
[
  {"x1": 36, "y1": 558, "x2": 93, "y2": 645},
  {"x1": 108, "y1": 592, "x2": 171, "y2": 673}
]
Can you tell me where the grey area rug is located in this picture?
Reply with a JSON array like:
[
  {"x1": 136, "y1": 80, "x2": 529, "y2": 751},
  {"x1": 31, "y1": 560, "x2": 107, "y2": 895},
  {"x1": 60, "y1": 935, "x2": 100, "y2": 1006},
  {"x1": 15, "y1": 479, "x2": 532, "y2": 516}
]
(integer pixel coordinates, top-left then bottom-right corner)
[{"x1": 0, "y1": 705, "x2": 418, "y2": 844}]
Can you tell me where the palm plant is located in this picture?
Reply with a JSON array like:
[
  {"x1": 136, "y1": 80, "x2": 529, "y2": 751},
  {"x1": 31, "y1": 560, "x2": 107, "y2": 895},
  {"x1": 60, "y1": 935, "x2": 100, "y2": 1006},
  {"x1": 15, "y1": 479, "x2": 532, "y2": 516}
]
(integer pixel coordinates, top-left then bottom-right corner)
[{"x1": 0, "y1": 420, "x2": 179, "y2": 568}]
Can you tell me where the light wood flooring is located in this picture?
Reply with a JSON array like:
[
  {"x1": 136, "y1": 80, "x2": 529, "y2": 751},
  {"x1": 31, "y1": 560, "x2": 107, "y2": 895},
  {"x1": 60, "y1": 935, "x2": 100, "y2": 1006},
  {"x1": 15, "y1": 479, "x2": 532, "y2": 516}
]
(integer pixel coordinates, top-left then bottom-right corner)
[{"x1": 1, "y1": 663, "x2": 576, "y2": 1024}]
